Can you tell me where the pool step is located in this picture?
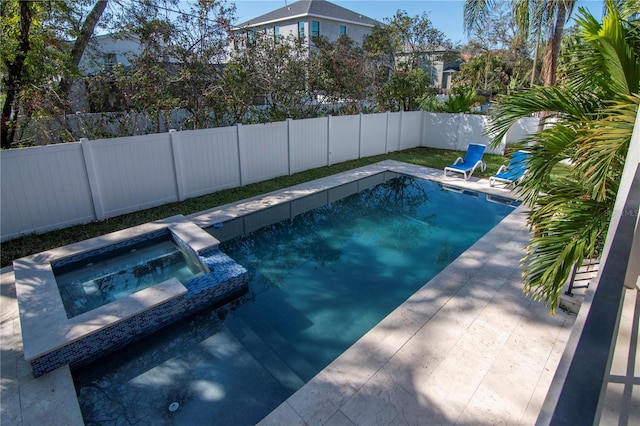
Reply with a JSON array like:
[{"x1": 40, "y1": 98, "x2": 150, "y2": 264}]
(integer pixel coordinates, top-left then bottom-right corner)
[
  {"x1": 246, "y1": 319, "x2": 318, "y2": 382},
  {"x1": 226, "y1": 316, "x2": 306, "y2": 393}
]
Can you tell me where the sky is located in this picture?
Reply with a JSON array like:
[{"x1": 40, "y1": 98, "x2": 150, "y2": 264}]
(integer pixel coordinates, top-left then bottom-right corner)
[{"x1": 230, "y1": 0, "x2": 606, "y2": 45}]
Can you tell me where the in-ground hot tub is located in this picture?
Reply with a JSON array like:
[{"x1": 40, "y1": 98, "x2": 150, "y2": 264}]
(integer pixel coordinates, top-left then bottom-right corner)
[
  {"x1": 13, "y1": 215, "x2": 248, "y2": 377},
  {"x1": 53, "y1": 228, "x2": 208, "y2": 318}
]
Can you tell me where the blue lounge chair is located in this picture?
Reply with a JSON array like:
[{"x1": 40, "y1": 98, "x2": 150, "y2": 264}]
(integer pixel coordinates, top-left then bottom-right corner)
[
  {"x1": 443, "y1": 143, "x2": 487, "y2": 180},
  {"x1": 489, "y1": 150, "x2": 531, "y2": 187}
]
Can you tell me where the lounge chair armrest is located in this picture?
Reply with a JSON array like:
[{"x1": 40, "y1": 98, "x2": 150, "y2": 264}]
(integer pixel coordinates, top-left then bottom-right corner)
[
  {"x1": 453, "y1": 157, "x2": 463, "y2": 165},
  {"x1": 497, "y1": 165, "x2": 507, "y2": 173}
]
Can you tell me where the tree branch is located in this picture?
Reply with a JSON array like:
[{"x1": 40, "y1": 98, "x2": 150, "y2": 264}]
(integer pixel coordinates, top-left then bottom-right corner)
[
  {"x1": 57, "y1": 0, "x2": 109, "y2": 107},
  {"x1": 1, "y1": 1, "x2": 33, "y2": 149}
]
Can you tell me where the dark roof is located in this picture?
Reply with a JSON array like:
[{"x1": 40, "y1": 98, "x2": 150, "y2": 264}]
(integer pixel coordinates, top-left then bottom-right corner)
[{"x1": 235, "y1": 0, "x2": 379, "y2": 28}]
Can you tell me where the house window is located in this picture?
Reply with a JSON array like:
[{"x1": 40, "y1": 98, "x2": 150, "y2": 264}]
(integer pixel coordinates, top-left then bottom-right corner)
[
  {"x1": 298, "y1": 21, "x2": 305, "y2": 39},
  {"x1": 104, "y1": 52, "x2": 117, "y2": 71},
  {"x1": 247, "y1": 30, "x2": 256, "y2": 45},
  {"x1": 274, "y1": 25, "x2": 280, "y2": 40},
  {"x1": 339, "y1": 25, "x2": 346, "y2": 35},
  {"x1": 311, "y1": 20, "x2": 320, "y2": 37}
]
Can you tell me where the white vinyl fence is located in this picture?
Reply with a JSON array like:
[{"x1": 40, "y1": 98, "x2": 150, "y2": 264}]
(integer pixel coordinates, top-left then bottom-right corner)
[{"x1": 1, "y1": 111, "x2": 537, "y2": 242}]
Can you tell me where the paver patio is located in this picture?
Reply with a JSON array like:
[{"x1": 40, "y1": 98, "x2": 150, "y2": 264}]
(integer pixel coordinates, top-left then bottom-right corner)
[{"x1": 1, "y1": 162, "x2": 615, "y2": 425}]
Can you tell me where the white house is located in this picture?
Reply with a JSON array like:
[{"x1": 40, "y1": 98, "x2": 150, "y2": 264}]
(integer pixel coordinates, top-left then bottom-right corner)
[
  {"x1": 397, "y1": 44, "x2": 463, "y2": 92},
  {"x1": 232, "y1": 0, "x2": 379, "y2": 48},
  {"x1": 232, "y1": 0, "x2": 460, "y2": 92},
  {"x1": 71, "y1": 0, "x2": 459, "y2": 112},
  {"x1": 67, "y1": 33, "x2": 142, "y2": 112},
  {"x1": 78, "y1": 33, "x2": 142, "y2": 75}
]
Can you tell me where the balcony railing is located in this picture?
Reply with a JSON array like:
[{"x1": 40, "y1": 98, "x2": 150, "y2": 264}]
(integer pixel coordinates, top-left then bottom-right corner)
[{"x1": 538, "y1": 113, "x2": 640, "y2": 425}]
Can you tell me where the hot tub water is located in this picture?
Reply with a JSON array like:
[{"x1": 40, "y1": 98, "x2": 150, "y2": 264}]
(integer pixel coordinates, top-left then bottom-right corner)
[{"x1": 54, "y1": 235, "x2": 206, "y2": 318}]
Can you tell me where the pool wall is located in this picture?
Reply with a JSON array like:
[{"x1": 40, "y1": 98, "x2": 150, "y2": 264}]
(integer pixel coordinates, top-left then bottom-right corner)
[
  {"x1": 30, "y1": 250, "x2": 247, "y2": 376},
  {"x1": 14, "y1": 216, "x2": 249, "y2": 377}
]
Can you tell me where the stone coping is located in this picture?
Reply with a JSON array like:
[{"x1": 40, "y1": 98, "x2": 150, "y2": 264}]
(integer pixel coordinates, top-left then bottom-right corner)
[
  {"x1": 14, "y1": 215, "x2": 220, "y2": 361},
  {"x1": 188, "y1": 160, "x2": 521, "y2": 229}
]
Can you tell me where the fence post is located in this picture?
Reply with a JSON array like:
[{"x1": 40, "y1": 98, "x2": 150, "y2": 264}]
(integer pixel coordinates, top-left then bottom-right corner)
[
  {"x1": 398, "y1": 109, "x2": 404, "y2": 151},
  {"x1": 385, "y1": 111, "x2": 390, "y2": 154},
  {"x1": 500, "y1": 132, "x2": 508, "y2": 155},
  {"x1": 236, "y1": 123, "x2": 244, "y2": 186},
  {"x1": 495, "y1": 116, "x2": 507, "y2": 154},
  {"x1": 420, "y1": 110, "x2": 426, "y2": 147},
  {"x1": 287, "y1": 118, "x2": 292, "y2": 176},
  {"x1": 169, "y1": 129, "x2": 186, "y2": 202},
  {"x1": 327, "y1": 115, "x2": 332, "y2": 166},
  {"x1": 456, "y1": 113, "x2": 463, "y2": 151},
  {"x1": 79, "y1": 137, "x2": 105, "y2": 221},
  {"x1": 358, "y1": 113, "x2": 363, "y2": 159}
]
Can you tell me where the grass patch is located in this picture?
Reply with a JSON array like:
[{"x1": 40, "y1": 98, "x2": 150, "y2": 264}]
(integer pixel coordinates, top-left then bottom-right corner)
[{"x1": 1, "y1": 147, "x2": 509, "y2": 267}]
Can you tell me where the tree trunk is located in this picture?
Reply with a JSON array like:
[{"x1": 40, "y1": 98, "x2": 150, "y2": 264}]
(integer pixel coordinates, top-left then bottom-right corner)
[
  {"x1": 541, "y1": 2, "x2": 567, "y2": 87},
  {"x1": 530, "y1": 33, "x2": 540, "y2": 86},
  {"x1": 1, "y1": 1, "x2": 33, "y2": 149},
  {"x1": 56, "y1": 0, "x2": 109, "y2": 108}
]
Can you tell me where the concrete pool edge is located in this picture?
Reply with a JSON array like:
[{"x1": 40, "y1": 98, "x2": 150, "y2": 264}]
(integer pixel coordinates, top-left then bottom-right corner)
[{"x1": 187, "y1": 160, "x2": 522, "y2": 229}]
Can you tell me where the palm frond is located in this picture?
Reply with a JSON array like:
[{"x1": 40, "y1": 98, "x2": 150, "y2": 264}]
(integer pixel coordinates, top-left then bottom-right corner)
[
  {"x1": 575, "y1": 96, "x2": 639, "y2": 201},
  {"x1": 516, "y1": 124, "x2": 579, "y2": 204},
  {"x1": 487, "y1": 0, "x2": 639, "y2": 312},
  {"x1": 463, "y1": 0, "x2": 493, "y2": 34},
  {"x1": 487, "y1": 85, "x2": 602, "y2": 145},
  {"x1": 512, "y1": 0, "x2": 532, "y2": 39},
  {"x1": 522, "y1": 181, "x2": 609, "y2": 312},
  {"x1": 573, "y1": 1, "x2": 640, "y2": 96},
  {"x1": 620, "y1": 0, "x2": 640, "y2": 16}
]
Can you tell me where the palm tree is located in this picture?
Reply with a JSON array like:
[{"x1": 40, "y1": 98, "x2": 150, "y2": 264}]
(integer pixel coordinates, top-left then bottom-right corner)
[
  {"x1": 486, "y1": 0, "x2": 640, "y2": 311},
  {"x1": 464, "y1": 0, "x2": 576, "y2": 86}
]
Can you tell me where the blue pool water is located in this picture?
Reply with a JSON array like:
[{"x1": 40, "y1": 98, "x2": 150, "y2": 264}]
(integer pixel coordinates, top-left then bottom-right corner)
[
  {"x1": 53, "y1": 233, "x2": 206, "y2": 318},
  {"x1": 73, "y1": 172, "x2": 518, "y2": 425}
]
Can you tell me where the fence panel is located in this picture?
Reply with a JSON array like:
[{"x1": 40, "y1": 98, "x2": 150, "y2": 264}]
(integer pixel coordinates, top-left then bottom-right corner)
[
  {"x1": 400, "y1": 111, "x2": 423, "y2": 149},
  {"x1": 457, "y1": 114, "x2": 503, "y2": 154},
  {"x1": 422, "y1": 112, "x2": 460, "y2": 150},
  {"x1": 2, "y1": 111, "x2": 537, "y2": 241},
  {"x1": 1, "y1": 144, "x2": 95, "y2": 241},
  {"x1": 329, "y1": 115, "x2": 360, "y2": 164},
  {"x1": 290, "y1": 117, "x2": 328, "y2": 173},
  {"x1": 360, "y1": 113, "x2": 388, "y2": 157},
  {"x1": 239, "y1": 121, "x2": 289, "y2": 185},
  {"x1": 86, "y1": 133, "x2": 178, "y2": 218},
  {"x1": 173, "y1": 127, "x2": 241, "y2": 199},
  {"x1": 505, "y1": 117, "x2": 539, "y2": 145},
  {"x1": 387, "y1": 112, "x2": 402, "y2": 152}
]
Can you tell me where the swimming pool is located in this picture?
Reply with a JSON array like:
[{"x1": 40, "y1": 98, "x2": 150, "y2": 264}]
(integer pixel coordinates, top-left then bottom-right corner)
[{"x1": 73, "y1": 172, "x2": 518, "y2": 425}]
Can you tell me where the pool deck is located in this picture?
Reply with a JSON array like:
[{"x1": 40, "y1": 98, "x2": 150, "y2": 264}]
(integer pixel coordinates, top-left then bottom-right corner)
[{"x1": 1, "y1": 161, "x2": 638, "y2": 425}]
